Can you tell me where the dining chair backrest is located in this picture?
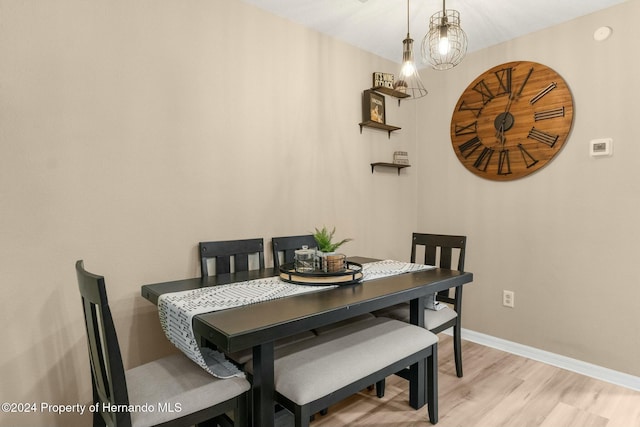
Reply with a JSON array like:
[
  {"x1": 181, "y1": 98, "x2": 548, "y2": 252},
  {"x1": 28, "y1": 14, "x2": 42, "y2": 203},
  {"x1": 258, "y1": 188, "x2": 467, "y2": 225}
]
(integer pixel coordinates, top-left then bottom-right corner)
[
  {"x1": 271, "y1": 234, "x2": 318, "y2": 269},
  {"x1": 374, "y1": 232, "x2": 469, "y2": 384},
  {"x1": 410, "y1": 233, "x2": 467, "y2": 305},
  {"x1": 76, "y1": 260, "x2": 130, "y2": 427},
  {"x1": 199, "y1": 238, "x2": 265, "y2": 277},
  {"x1": 77, "y1": 261, "x2": 251, "y2": 426}
]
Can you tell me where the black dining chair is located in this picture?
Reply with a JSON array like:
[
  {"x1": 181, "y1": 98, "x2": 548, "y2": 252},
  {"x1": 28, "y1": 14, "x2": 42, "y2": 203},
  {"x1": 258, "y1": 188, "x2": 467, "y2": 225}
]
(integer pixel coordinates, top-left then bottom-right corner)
[
  {"x1": 76, "y1": 260, "x2": 250, "y2": 427},
  {"x1": 375, "y1": 233, "x2": 467, "y2": 378},
  {"x1": 199, "y1": 238, "x2": 265, "y2": 276}
]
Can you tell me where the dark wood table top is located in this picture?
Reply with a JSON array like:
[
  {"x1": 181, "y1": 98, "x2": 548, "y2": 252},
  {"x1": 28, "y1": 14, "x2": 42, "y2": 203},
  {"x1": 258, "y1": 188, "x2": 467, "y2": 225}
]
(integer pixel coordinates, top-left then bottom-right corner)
[{"x1": 141, "y1": 257, "x2": 473, "y2": 353}]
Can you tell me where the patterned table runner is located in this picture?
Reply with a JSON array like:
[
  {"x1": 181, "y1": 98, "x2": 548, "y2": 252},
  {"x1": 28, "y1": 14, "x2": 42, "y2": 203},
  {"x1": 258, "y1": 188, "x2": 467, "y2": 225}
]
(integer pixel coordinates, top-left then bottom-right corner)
[{"x1": 158, "y1": 260, "x2": 433, "y2": 378}]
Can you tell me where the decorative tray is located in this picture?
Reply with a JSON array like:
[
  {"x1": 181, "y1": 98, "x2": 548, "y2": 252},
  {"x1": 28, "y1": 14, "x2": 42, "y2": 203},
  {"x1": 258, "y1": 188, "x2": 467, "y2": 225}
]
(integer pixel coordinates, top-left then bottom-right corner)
[{"x1": 278, "y1": 262, "x2": 364, "y2": 286}]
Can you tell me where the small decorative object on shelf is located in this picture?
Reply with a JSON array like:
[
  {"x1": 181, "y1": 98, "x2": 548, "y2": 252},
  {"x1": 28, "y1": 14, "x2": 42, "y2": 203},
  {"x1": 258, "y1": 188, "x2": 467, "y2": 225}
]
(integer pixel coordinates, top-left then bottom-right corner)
[
  {"x1": 373, "y1": 72, "x2": 395, "y2": 89},
  {"x1": 393, "y1": 151, "x2": 409, "y2": 165},
  {"x1": 362, "y1": 89, "x2": 386, "y2": 124},
  {"x1": 394, "y1": 80, "x2": 408, "y2": 94},
  {"x1": 359, "y1": 89, "x2": 401, "y2": 138}
]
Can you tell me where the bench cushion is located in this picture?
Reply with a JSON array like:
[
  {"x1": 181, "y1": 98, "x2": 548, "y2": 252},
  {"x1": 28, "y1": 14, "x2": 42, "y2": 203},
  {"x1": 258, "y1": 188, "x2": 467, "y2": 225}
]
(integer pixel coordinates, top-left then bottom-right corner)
[{"x1": 246, "y1": 317, "x2": 437, "y2": 406}]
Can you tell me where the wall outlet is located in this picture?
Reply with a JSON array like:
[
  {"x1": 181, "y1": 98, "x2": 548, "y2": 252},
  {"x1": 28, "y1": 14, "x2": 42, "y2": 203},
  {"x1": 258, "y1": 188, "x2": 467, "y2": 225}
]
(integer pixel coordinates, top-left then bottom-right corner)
[{"x1": 503, "y1": 290, "x2": 515, "y2": 308}]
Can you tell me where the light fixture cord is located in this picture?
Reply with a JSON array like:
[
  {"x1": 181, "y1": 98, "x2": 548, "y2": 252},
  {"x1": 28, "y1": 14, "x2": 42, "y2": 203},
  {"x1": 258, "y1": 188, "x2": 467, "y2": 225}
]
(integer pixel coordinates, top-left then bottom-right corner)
[{"x1": 406, "y1": 0, "x2": 410, "y2": 36}]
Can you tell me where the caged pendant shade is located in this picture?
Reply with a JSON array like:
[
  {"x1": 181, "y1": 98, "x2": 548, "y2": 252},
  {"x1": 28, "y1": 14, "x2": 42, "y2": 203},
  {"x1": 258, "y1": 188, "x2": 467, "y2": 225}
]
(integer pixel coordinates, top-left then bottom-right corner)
[
  {"x1": 422, "y1": 0, "x2": 468, "y2": 70},
  {"x1": 394, "y1": 0, "x2": 427, "y2": 99}
]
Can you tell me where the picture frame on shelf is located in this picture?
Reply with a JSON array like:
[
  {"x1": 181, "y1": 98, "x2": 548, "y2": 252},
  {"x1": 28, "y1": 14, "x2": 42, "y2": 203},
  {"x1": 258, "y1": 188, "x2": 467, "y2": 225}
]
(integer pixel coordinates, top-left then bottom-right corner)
[{"x1": 362, "y1": 90, "x2": 385, "y2": 124}]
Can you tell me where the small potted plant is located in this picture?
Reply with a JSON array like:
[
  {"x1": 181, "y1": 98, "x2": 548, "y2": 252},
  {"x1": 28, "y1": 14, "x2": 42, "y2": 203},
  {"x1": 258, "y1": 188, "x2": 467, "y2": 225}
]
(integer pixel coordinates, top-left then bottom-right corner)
[{"x1": 313, "y1": 226, "x2": 353, "y2": 272}]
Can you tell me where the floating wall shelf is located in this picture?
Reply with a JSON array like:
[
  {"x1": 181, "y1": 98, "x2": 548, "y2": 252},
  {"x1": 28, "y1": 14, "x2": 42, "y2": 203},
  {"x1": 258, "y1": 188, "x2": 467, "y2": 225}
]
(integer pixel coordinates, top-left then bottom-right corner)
[
  {"x1": 372, "y1": 86, "x2": 411, "y2": 105},
  {"x1": 359, "y1": 121, "x2": 401, "y2": 138},
  {"x1": 370, "y1": 162, "x2": 411, "y2": 175}
]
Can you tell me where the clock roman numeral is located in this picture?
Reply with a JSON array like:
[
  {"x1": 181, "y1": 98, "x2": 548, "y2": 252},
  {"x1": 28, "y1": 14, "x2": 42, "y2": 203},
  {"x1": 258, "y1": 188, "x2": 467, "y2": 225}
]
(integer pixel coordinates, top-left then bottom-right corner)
[
  {"x1": 494, "y1": 67, "x2": 512, "y2": 96},
  {"x1": 472, "y1": 80, "x2": 495, "y2": 105},
  {"x1": 528, "y1": 127, "x2": 559, "y2": 147},
  {"x1": 530, "y1": 82, "x2": 557, "y2": 104},
  {"x1": 454, "y1": 121, "x2": 478, "y2": 136},
  {"x1": 459, "y1": 136, "x2": 482, "y2": 158},
  {"x1": 498, "y1": 150, "x2": 512, "y2": 175},
  {"x1": 474, "y1": 147, "x2": 494, "y2": 171},
  {"x1": 518, "y1": 144, "x2": 539, "y2": 168},
  {"x1": 534, "y1": 107, "x2": 565, "y2": 121},
  {"x1": 458, "y1": 101, "x2": 483, "y2": 118}
]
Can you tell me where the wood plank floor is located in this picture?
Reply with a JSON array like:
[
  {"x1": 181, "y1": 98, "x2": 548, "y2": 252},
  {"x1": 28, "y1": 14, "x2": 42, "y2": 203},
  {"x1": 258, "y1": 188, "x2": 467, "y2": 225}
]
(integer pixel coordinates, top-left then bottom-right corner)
[{"x1": 308, "y1": 335, "x2": 640, "y2": 427}]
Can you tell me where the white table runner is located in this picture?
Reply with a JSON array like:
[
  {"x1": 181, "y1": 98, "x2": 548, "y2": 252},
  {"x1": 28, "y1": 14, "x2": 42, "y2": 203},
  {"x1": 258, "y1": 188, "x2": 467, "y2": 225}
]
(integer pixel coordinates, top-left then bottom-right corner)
[
  {"x1": 158, "y1": 260, "x2": 433, "y2": 378},
  {"x1": 362, "y1": 259, "x2": 435, "y2": 280}
]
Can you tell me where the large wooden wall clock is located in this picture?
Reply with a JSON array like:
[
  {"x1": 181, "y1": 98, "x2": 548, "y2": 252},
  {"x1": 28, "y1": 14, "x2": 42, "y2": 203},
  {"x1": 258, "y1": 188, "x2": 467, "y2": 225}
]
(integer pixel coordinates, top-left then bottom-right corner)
[{"x1": 450, "y1": 61, "x2": 574, "y2": 181}]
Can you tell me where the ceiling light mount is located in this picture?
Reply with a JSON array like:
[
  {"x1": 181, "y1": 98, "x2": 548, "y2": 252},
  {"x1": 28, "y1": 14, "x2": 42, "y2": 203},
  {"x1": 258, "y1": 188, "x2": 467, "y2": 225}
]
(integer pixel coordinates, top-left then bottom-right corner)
[{"x1": 422, "y1": 0, "x2": 468, "y2": 70}]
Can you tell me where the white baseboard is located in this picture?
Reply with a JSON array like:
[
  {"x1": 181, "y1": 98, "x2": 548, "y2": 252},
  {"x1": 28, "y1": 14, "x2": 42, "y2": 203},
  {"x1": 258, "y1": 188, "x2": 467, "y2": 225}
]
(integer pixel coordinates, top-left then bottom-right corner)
[{"x1": 447, "y1": 328, "x2": 640, "y2": 392}]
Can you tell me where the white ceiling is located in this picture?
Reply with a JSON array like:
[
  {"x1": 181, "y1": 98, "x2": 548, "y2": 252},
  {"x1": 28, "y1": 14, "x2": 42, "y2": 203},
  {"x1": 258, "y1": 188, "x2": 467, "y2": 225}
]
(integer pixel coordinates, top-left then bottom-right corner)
[{"x1": 239, "y1": 0, "x2": 625, "y2": 66}]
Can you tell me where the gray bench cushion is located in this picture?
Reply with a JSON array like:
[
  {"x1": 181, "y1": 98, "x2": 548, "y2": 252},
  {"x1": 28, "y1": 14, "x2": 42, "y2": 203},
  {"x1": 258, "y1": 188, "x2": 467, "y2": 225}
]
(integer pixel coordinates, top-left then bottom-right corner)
[
  {"x1": 126, "y1": 353, "x2": 250, "y2": 427},
  {"x1": 246, "y1": 317, "x2": 437, "y2": 406}
]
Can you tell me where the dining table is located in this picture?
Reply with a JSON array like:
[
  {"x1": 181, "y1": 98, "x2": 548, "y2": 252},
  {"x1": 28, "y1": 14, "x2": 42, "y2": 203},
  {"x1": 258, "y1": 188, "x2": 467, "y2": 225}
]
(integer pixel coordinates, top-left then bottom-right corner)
[{"x1": 141, "y1": 256, "x2": 473, "y2": 427}]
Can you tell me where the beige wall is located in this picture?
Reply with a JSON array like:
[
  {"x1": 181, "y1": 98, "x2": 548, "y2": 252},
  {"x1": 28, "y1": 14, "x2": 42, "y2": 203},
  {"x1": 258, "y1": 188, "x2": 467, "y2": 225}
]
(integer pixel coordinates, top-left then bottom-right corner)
[
  {"x1": 0, "y1": 0, "x2": 637, "y2": 426},
  {"x1": 0, "y1": 1, "x2": 417, "y2": 425},
  {"x1": 415, "y1": 0, "x2": 640, "y2": 377}
]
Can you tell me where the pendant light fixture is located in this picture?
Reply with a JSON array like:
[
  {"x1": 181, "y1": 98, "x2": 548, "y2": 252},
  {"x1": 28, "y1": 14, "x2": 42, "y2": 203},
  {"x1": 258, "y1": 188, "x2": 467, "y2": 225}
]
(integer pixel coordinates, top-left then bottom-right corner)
[
  {"x1": 394, "y1": 0, "x2": 427, "y2": 99},
  {"x1": 422, "y1": 0, "x2": 468, "y2": 70}
]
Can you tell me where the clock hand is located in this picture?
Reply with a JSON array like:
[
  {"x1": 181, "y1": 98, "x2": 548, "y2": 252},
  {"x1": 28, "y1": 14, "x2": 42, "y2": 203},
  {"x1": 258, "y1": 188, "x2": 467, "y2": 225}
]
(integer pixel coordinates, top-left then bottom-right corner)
[
  {"x1": 496, "y1": 67, "x2": 533, "y2": 139},
  {"x1": 496, "y1": 123, "x2": 506, "y2": 148},
  {"x1": 504, "y1": 93, "x2": 514, "y2": 112},
  {"x1": 500, "y1": 92, "x2": 515, "y2": 122},
  {"x1": 495, "y1": 90, "x2": 516, "y2": 141}
]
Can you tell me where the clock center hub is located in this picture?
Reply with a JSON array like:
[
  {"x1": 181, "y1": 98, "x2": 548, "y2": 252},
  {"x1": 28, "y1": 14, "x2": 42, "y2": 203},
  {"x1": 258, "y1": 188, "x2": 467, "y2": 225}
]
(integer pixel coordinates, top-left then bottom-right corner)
[{"x1": 494, "y1": 112, "x2": 515, "y2": 132}]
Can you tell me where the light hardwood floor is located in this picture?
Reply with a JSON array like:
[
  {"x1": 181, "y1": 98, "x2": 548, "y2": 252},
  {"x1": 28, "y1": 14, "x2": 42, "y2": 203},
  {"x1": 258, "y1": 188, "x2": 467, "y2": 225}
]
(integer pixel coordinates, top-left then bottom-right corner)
[{"x1": 308, "y1": 335, "x2": 640, "y2": 427}]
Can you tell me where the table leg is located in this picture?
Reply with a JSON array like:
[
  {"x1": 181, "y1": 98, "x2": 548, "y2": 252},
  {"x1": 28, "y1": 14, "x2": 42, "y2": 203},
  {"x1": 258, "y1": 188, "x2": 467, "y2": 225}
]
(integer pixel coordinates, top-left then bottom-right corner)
[
  {"x1": 410, "y1": 296, "x2": 425, "y2": 327},
  {"x1": 252, "y1": 341, "x2": 275, "y2": 427},
  {"x1": 409, "y1": 296, "x2": 426, "y2": 409}
]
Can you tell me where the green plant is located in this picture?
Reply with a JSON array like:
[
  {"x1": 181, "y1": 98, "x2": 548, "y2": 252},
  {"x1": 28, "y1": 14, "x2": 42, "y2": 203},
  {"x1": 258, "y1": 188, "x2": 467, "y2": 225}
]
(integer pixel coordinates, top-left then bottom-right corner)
[{"x1": 313, "y1": 226, "x2": 353, "y2": 253}]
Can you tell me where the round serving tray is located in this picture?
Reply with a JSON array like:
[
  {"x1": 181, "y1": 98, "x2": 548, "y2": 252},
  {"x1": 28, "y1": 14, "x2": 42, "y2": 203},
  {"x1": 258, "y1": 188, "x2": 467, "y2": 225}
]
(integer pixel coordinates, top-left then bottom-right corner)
[{"x1": 279, "y1": 261, "x2": 364, "y2": 286}]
